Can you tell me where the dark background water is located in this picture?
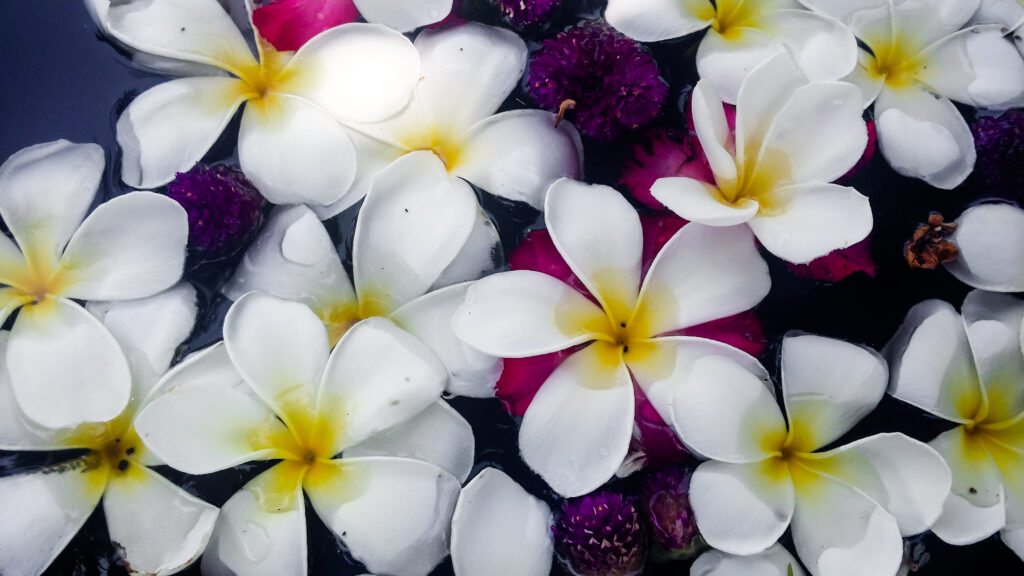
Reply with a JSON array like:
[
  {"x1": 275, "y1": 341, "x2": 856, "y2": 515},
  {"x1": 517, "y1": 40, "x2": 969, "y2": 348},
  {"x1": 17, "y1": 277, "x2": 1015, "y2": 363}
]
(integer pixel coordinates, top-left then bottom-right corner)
[{"x1": 0, "y1": 0, "x2": 1021, "y2": 574}]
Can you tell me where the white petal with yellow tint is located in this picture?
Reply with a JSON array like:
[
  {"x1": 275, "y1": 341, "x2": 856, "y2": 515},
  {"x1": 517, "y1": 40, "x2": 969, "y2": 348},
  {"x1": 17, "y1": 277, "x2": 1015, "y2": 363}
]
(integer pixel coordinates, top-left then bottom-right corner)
[
  {"x1": 962, "y1": 290, "x2": 1024, "y2": 422},
  {"x1": 545, "y1": 180, "x2": 642, "y2": 323},
  {"x1": 450, "y1": 468, "x2": 553, "y2": 576},
  {"x1": 391, "y1": 283, "x2": 503, "y2": 398},
  {"x1": 305, "y1": 457, "x2": 460, "y2": 576},
  {"x1": 757, "y1": 10, "x2": 858, "y2": 84},
  {"x1": 633, "y1": 223, "x2": 770, "y2": 338},
  {"x1": 947, "y1": 203, "x2": 1024, "y2": 293},
  {"x1": 651, "y1": 178, "x2": 760, "y2": 226},
  {"x1": 414, "y1": 22, "x2": 527, "y2": 133},
  {"x1": 286, "y1": 23, "x2": 420, "y2": 123},
  {"x1": 104, "y1": 464, "x2": 218, "y2": 576},
  {"x1": 735, "y1": 53, "x2": 807, "y2": 167},
  {"x1": 691, "y1": 459, "x2": 795, "y2": 556},
  {"x1": 0, "y1": 334, "x2": 63, "y2": 450},
  {"x1": 519, "y1": 343, "x2": 634, "y2": 497},
  {"x1": 353, "y1": 151, "x2": 477, "y2": 315},
  {"x1": 453, "y1": 110, "x2": 583, "y2": 209},
  {"x1": 689, "y1": 80, "x2": 738, "y2": 185},
  {"x1": 789, "y1": 462, "x2": 903, "y2": 576},
  {"x1": 0, "y1": 288, "x2": 31, "y2": 332},
  {"x1": 202, "y1": 465, "x2": 308, "y2": 576},
  {"x1": 238, "y1": 94, "x2": 356, "y2": 206},
  {"x1": 319, "y1": 317, "x2": 447, "y2": 454},
  {"x1": 605, "y1": 0, "x2": 713, "y2": 42},
  {"x1": 890, "y1": 0, "x2": 984, "y2": 52},
  {"x1": 990, "y1": 441, "x2": 1024, "y2": 559},
  {"x1": 915, "y1": 26, "x2": 1024, "y2": 108},
  {"x1": 928, "y1": 427, "x2": 1005, "y2": 543},
  {"x1": 0, "y1": 233, "x2": 29, "y2": 293},
  {"x1": 750, "y1": 182, "x2": 872, "y2": 265},
  {"x1": 353, "y1": 0, "x2": 452, "y2": 32},
  {"x1": 780, "y1": 334, "x2": 887, "y2": 452},
  {"x1": 0, "y1": 140, "x2": 102, "y2": 257},
  {"x1": 884, "y1": 299, "x2": 983, "y2": 423},
  {"x1": 691, "y1": 544, "x2": 807, "y2": 576},
  {"x1": 8, "y1": 298, "x2": 131, "y2": 429},
  {"x1": 796, "y1": 0, "x2": 894, "y2": 45},
  {"x1": 844, "y1": 51, "x2": 887, "y2": 106},
  {"x1": 671, "y1": 354, "x2": 786, "y2": 463},
  {"x1": 224, "y1": 292, "x2": 329, "y2": 426},
  {"x1": 874, "y1": 85, "x2": 975, "y2": 190},
  {"x1": 453, "y1": 270, "x2": 611, "y2": 358},
  {"x1": 135, "y1": 344, "x2": 293, "y2": 474},
  {"x1": 116, "y1": 76, "x2": 250, "y2": 188},
  {"x1": 697, "y1": 28, "x2": 788, "y2": 105},
  {"x1": 345, "y1": 400, "x2": 474, "y2": 483},
  {"x1": 0, "y1": 455, "x2": 108, "y2": 576}
]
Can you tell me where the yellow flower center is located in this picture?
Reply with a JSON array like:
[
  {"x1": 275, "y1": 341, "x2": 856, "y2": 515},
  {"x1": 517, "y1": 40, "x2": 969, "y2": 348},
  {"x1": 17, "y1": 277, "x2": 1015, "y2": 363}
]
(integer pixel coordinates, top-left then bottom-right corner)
[
  {"x1": 399, "y1": 127, "x2": 466, "y2": 172},
  {"x1": 866, "y1": 37, "x2": 922, "y2": 89}
]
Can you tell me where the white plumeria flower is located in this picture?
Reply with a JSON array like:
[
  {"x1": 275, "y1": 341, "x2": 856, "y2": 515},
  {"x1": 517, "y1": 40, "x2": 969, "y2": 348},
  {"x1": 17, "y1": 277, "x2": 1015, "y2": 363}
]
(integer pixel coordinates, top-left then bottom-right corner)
[
  {"x1": 0, "y1": 140, "x2": 187, "y2": 430},
  {"x1": 135, "y1": 292, "x2": 468, "y2": 576},
  {"x1": 605, "y1": 0, "x2": 857, "y2": 103},
  {"x1": 651, "y1": 53, "x2": 872, "y2": 264},
  {"x1": 312, "y1": 21, "x2": 583, "y2": 219},
  {"x1": 799, "y1": 0, "x2": 1024, "y2": 189},
  {"x1": 0, "y1": 282, "x2": 218, "y2": 576},
  {"x1": 453, "y1": 178, "x2": 772, "y2": 497},
  {"x1": 943, "y1": 202, "x2": 1024, "y2": 293},
  {"x1": 672, "y1": 333, "x2": 951, "y2": 576},
  {"x1": 450, "y1": 468, "x2": 554, "y2": 576},
  {"x1": 103, "y1": 0, "x2": 422, "y2": 207},
  {"x1": 224, "y1": 151, "x2": 503, "y2": 398},
  {"x1": 885, "y1": 290, "x2": 1024, "y2": 560},
  {"x1": 691, "y1": 544, "x2": 806, "y2": 576}
]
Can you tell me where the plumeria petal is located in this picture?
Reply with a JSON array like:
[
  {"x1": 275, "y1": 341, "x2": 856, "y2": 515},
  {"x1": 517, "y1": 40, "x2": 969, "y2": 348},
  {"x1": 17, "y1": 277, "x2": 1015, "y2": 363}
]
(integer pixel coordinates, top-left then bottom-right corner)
[
  {"x1": 545, "y1": 180, "x2": 643, "y2": 323},
  {"x1": 928, "y1": 426, "x2": 1005, "y2": 543},
  {"x1": 891, "y1": 0, "x2": 985, "y2": 52},
  {"x1": 691, "y1": 544, "x2": 808, "y2": 576},
  {"x1": 103, "y1": 464, "x2": 218, "y2": 576},
  {"x1": 304, "y1": 456, "x2": 460, "y2": 576},
  {"x1": 0, "y1": 456, "x2": 109, "y2": 576},
  {"x1": 932, "y1": 484, "x2": 1006, "y2": 546},
  {"x1": 604, "y1": 0, "x2": 714, "y2": 42},
  {"x1": 116, "y1": 76, "x2": 251, "y2": 188},
  {"x1": 844, "y1": 51, "x2": 887, "y2": 106},
  {"x1": 734, "y1": 53, "x2": 807, "y2": 167},
  {"x1": 973, "y1": 0, "x2": 1024, "y2": 28},
  {"x1": 353, "y1": 151, "x2": 477, "y2": 315},
  {"x1": 352, "y1": 0, "x2": 452, "y2": 32},
  {"x1": 962, "y1": 290, "x2": 1024, "y2": 422},
  {"x1": 873, "y1": 85, "x2": 975, "y2": 190},
  {"x1": 651, "y1": 177, "x2": 760, "y2": 226},
  {"x1": 452, "y1": 109, "x2": 583, "y2": 209},
  {"x1": 318, "y1": 317, "x2": 447, "y2": 454},
  {"x1": 689, "y1": 80, "x2": 738, "y2": 186},
  {"x1": 0, "y1": 334, "x2": 63, "y2": 450},
  {"x1": 915, "y1": 25, "x2": 1024, "y2": 108},
  {"x1": 780, "y1": 334, "x2": 888, "y2": 453},
  {"x1": 135, "y1": 344, "x2": 293, "y2": 474},
  {"x1": 757, "y1": 10, "x2": 858, "y2": 84},
  {"x1": 391, "y1": 283, "x2": 503, "y2": 398},
  {"x1": 450, "y1": 468, "x2": 554, "y2": 576},
  {"x1": 453, "y1": 270, "x2": 611, "y2": 358},
  {"x1": 238, "y1": 94, "x2": 357, "y2": 206},
  {"x1": 987, "y1": 440, "x2": 1024, "y2": 559},
  {"x1": 946, "y1": 203, "x2": 1024, "y2": 293},
  {"x1": 884, "y1": 299, "x2": 984, "y2": 423},
  {"x1": 697, "y1": 27, "x2": 788, "y2": 105},
  {"x1": 60, "y1": 192, "x2": 188, "y2": 301},
  {"x1": 690, "y1": 459, "x2": 796, "y2": 556},
  {"x1": 430, "y1": 205, "x2": 503, "y2": 291},
  {"x1": 633, "y1": 223, "x2": 770, "y2": 337},
  {"x1": 519, "y1": 343, "x2": 635, "y2": 497},
  {"x1": 8, "y1": 298, "x2": 131, "y2": 429},
  {"x1": 309, "y1": 129, "x2": 406, "y2": 220}
]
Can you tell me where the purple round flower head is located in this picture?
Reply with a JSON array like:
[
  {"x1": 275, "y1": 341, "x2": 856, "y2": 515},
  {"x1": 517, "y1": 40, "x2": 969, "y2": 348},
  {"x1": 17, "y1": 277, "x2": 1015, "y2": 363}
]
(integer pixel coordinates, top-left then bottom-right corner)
[
  {"x1": 640, "y1": 466, "x2": 703, "y2": 560},
  {"x1": 553, "y1": 489, "x2": 645, "y2": 576},
  {"x1": 972, "y1": 110, "x2": 1024, "y2": 200},
  {"x1": 166, "y1": 164, "x2": 265, "y2": 256},
  {"x1": 527, "y1": 20, "x2": 668, "y2": 141},
  {"x1": 491, "y1": 0, "x2": 561, "y2": 30}
]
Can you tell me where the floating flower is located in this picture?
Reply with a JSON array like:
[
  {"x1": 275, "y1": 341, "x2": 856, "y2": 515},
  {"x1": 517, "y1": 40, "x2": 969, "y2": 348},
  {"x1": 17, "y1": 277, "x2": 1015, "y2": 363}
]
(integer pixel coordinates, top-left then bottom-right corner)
[
  {"x1": 491, "y1": 0, "x2": 561, "y2": 29},
  {"x1": 799, "y1": 0, "x2": 1024, "y2": 189},
  {"x1": 526, "y1": 21, "x2": 668, "y2": 141},
  {"x1": 252, "y1": 0, "x2": 454, "y2": 51},
  {"x1": 224, "y1": 151, "x2": 502, "y2": 397},
  {"x1": 102, "y1": 0, "x2": 422, "y2": 207},
  {"x1": 166, "y1": 163, "x2": 265, "y2": 256},
  {"x1": 943, "y1": 203, "x2": 1024, "y2": 292},
  {"x1": 605, "y1": 0, "x2": 857, "y2": 103},
  {"x1": 971, "y1": 110, "x2": 1024, "y2": 197},
  {"x1": 886, "y1": 290, "x2": 1024, "y2": 560},
  {"x1": 554, "y1": 490, "x2": 645, "y2": 576},
  {"x1": 134, "y1": 292, "x2": 467, "y2": 576},
  {"x1": 640, "y1": 466, "x2": 702, "y2": 559},
  {"x1": 453, "y1": 178, "x2": 772, "y2": 496},
  {"x1": 0, "y1": 140, "x2": 187, "y2": 429},
  {"x1": 0, "y1": 283, "x2": 218, "y2": 576},
  {"x1": 691, "y1": 544, "x2": 807, "y2": 576},
  {"x1": 450, "y1": 468, "x2": 554, "y2": 576},
  {"x1": 672, "y1": 333, "x2": 951, "y2": 576}
]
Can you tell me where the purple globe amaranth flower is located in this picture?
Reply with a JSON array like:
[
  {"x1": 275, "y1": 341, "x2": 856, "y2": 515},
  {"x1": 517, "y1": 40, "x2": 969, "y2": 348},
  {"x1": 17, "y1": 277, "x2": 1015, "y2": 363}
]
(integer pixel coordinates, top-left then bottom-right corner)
[
  {"x1": 166, "y1": 164, "x2": 265, "y2": 256},
  {"x1": 640, "y1": 466, "x2": 704, "y2": 561},
  {"x1": 971, "y1": 110, "x2": 1024, "y2": 201},
  {"x1": 491, "y1": 0, "x2": 561, "y2": 30},
  {"x1": 527, "y1": 20, "x2": 668, "y2": 141},
  {"x1": 554, "y1": 490, "x2": 645, "y2": 576}
]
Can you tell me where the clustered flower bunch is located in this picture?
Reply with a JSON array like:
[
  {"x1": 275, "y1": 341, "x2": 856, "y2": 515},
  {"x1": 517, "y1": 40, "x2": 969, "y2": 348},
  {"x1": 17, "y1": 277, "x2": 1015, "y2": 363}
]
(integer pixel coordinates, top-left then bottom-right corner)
[{"x1": 3, "y1": 0, "x2": 1024, "y2": 575}]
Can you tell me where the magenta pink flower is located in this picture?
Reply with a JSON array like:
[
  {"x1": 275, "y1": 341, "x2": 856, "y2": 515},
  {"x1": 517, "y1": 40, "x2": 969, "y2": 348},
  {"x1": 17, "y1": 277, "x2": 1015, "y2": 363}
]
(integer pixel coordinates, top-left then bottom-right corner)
[{"x1": 253, "y1": 0, "x2": 360, "y2": 52}]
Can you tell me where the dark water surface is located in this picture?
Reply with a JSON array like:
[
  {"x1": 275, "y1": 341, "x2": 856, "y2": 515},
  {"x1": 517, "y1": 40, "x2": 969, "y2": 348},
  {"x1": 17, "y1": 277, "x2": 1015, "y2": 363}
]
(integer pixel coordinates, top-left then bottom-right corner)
[{"x1": 1, "y1": 0, "x2": 1022, "y2": 574}]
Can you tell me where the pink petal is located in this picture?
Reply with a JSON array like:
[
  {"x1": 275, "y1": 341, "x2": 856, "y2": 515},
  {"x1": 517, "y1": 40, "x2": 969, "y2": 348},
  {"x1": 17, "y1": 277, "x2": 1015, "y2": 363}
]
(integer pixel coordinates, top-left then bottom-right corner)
[
  {"x1": 639, "y1": 212, "x2": 687, "y2": 274},
  {"x1": 673, "y1": 311, "x2": 767, "y2": 358},
  {"x1": 620, "y1": 128, "x2": 715, "y2": 210},
  {"x1": 495, "y1": 347, "x2": 576, "y2": 416},
  {"x1": 253, "y1": 0, "x2": 360, "y2": 52},
  {"x1": 786, "y1": 236, "x2": 877, "y2": 283},
  {"x1": 509, "y1": 229, "x2": 589, "y2": 295}
]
